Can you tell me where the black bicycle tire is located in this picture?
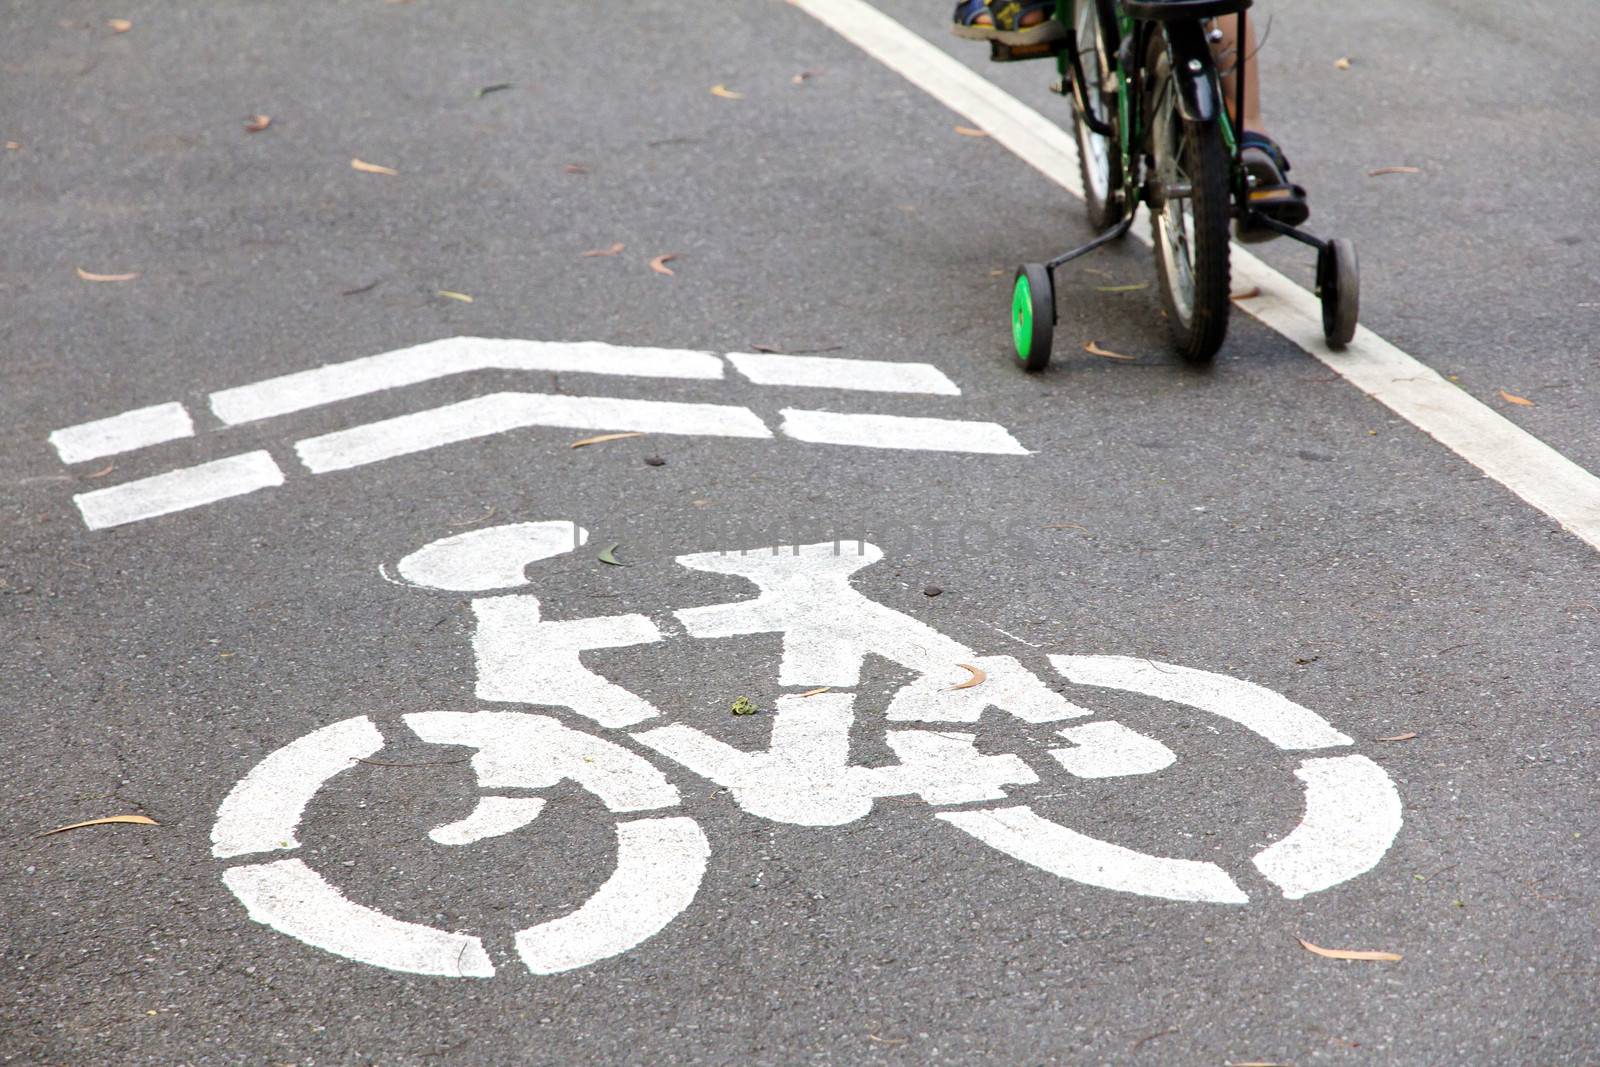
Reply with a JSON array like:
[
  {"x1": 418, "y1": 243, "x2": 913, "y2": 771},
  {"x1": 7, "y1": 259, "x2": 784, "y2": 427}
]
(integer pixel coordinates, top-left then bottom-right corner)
[{"x1": 1148, "y1": 36, "x2": 1231, "y2": 362}]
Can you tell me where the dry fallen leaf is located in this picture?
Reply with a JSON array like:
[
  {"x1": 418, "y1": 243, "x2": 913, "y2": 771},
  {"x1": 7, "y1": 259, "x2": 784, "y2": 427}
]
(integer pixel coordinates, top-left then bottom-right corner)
[
  {"x1": 792, "y1": 69, "x2": 822, "y2": 85},
  {"x1": 954, "y1": 126, "x2": 989, "y2": 138},
  {"x1": 75, "y1": 267, "x2": 139, "y2": 283},
  {"x1": 1093, "y1": 282, "x2": 1146, "y2": 293},
  {"x1": 1499, "y1": 389, "x2": 1534, "y2": 406},
  {"x1": 1084, "y1": 340, "x2": 1136, "y2": 362},
  {"x1": 1297, "y1": 937, "x2": 1402, "y2": 962},
  {"x1": 570, "y1": 431, "x2": 645, "y2": 449},
  {"x1": 85, "y1": 464, "x2": 116, "y2": 479},
  {"x1": 797, "y1": 687, "x2": 831, "y2": 698},
  {"x1": 4, "y1": 141, "x2": 20, "y2": 150},
  {"x1": 1334, "y1": 56, "x2": 1352, "y2": 70},
  {"x1": 107, "y1": 18, "x2": 132, "y2": 33},
  {"x1": 1231, "y1": 286, "x2": 1262, "y2": 300},
  {"x1": 564, "y1": 163, "x2": 590, "y2": 174},
  {"x1": 38, "y1": 814, "x2": 158, "y2": 837},
  {"x1": 244, "y1": 114, "x2": 272, "y2": 133},
  {"x1": 582, "y1": 242, "x2": 625, "y2": 258},
  {"x1": 649, "y1": 254, "x2": 677, "y2": 276},
  {"x1": 710, "y1": 84, "x2": 744, "y2": 100},
  {"x1": 949, "y1": 663, "x2": 988, "y2": 691},
  {"x1": 1368, "y1": 166, "x2": 1421, "y2": 177},
  {"x1": 351, "y1": 158, "x2": 399, "y2": 176},
  {"x1": 1377, "y1": 731, "x2": 1418, "y2": 742},
  {"x1": 435, "y1": 290, "x2": 473, "y2": 303}
]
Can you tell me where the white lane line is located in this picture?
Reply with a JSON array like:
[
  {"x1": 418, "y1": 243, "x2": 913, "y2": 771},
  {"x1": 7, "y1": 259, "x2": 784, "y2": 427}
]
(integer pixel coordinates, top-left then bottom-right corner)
[
  {"x1": 1252, "y1": 754, "x2": 1403, "y2": 900},
  {"x1": 209, "y1": 337, "x2": 726, "y2": 425},
  {"x1": 515, "y1": 816, "x2": 710, "y2": 975},
  {"x1": 223, "y1": 858, "x2": 496, "y2": 978},
  {"x1": 727, "y1": 351, "x2": 961, "y2": 395},
  {"x1": 938, "y1": 805, "x2": 1250, "y2": 904},
  {"x1": 779, "y1": 407, "x2": 1030, "y2": 455},
  {"x1": 49, "y1": 401, "x2": 194, "y2": 464},
  {"x1": 791, "y1": 0, "x2": 1600, "y2": 553},
  {"x1": 295, "y1": 392, "x2": 773, "y2": 474},
  {"x1": 73, "y1": 450, "x2": 285, "y2": 531}
]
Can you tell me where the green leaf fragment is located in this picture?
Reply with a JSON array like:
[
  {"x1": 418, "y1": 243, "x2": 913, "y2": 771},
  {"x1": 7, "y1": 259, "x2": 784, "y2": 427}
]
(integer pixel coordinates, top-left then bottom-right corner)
[{"x1": 730, "y1": 696, "x2": 758, "y2": 716}]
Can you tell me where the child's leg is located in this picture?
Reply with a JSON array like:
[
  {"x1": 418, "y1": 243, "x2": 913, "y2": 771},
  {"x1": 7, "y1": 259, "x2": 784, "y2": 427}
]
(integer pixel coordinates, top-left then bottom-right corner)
[{"x1": 1211, "y1": 14, "x2": 1263, "y2": 134}]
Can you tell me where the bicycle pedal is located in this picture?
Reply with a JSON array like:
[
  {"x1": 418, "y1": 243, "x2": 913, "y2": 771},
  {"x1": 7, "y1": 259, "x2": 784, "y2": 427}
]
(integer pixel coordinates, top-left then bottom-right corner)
[
  {"x1": 989, "y1": 38, "x2": 1067, "y2": 62},
  {"x1": 1248, "y1": 187, "x2": 1297, "y2": 205}
]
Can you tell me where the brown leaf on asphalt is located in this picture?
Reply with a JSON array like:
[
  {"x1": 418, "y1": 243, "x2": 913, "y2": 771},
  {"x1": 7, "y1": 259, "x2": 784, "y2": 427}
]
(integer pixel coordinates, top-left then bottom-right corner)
[
  {"x1": 1084, "y1": 340, "x2": 1136, "y2": 362},
  {"x1": 564, "y1": 163, "x2": 591, "y2": 174},
  {"x1": 1297, "y1": 937, "x2": 1402, "y2": 962},
  {"x1": 75, "y1": 267, "x2": 139, "y2": 282},
  {"x1": 1377, "y1": 731, "x2": 1418, "y2": 742},
  {"x1": 710, "y1": 84, "x2": 744, "y2": 100},
  {"x1": 570, "y1": 431, "x2": 645, "y2": 449},
  {"x1": 949, "y1": 663, "x2": 987, "y2": 691},
  {"x1": 351, "y1": 158, "x2": 399, "y2": 176},
  {"x1": 649, "y1": 254, "x2": 677, "y2": 276},
  {"x1": 954, "y1": 126, "x2": 989, "y2": 137},
  {"x1": 244, "y1": 114, "x2": 272, "y2": 133},
  {"x1": 435, "y1": 290, "x2": 473, "y2": 303},
  {"x1": 797, "y1": 687, "x2": 831, "y2": 698},
  {"x1": 792, "y1": 69, "x2": 822, "y2": 85},
  {"x1": 1334, "y1": 56, "x2": 1352, "y2": 70},
  {"x1": 38, "y1": 814, "x2": 158, "y2": 837},
  {"x1": 107, "y1": 18, "x2": 132, "y2": 33},
  {"x1": 1499, "y1": 389, "x2": 1534, "y2": 406},
  {"x1": 1368, "y1": 166, "x2": 1421, "y2": 177},
  {"x1": 85, "y1": 464, "x2": 116, "y2": 479},
  {"x1": 1231, "y1": 286, "x2": 1262, "y2": 300},
  {"x1": 5, "y1": 141, "x2": 20, "y2": 150},
  {"x1": 582, "y1": 243, "x2": 625, "y2": 258}
]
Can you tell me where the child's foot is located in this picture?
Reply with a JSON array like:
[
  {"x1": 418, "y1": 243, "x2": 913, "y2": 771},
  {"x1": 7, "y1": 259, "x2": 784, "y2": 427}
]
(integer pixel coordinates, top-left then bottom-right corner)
[
  {"x1": 1236, "y1": 131, "x2": 1311, "y2": 243},
  {"x1": 951, "y1": 0, "x2": 1066, "y2": 45}
]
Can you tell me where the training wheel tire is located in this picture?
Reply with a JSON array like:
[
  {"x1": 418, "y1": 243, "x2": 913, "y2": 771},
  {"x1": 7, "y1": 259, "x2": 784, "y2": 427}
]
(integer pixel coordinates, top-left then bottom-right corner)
[
  {"x1": 1012, "y1": 264, "x2": 1054, "y2": 372},
  {"x1": 1317, "y1": 238, "x2": 1360, "y2": 349}
]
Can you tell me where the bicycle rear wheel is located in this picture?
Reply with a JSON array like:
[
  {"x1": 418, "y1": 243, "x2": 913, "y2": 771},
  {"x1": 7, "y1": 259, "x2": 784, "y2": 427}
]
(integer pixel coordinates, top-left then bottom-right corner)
[
  {"x1": 1147, "y1": 31, "x2": 1231, "y2": 363},
  {"x1": 1071, "y1": 0, "x2": 1123, "y2": 231}
]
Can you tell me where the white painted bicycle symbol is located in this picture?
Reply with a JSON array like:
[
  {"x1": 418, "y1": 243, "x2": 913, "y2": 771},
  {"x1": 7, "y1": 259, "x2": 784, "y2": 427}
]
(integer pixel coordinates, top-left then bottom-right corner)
[{"x1": 211, "y1": 522, "x2": 1402, "y2": 979}]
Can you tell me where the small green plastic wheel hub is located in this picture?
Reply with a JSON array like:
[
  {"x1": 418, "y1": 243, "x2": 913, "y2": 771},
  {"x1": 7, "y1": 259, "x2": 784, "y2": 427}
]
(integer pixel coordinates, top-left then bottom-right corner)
[
  {"x1": 1011, "y1": 263, "x2": 1054, "y2": 372},
  {"x1": 1012, "y1": 275, "x2": 1034, "y2": 362}
]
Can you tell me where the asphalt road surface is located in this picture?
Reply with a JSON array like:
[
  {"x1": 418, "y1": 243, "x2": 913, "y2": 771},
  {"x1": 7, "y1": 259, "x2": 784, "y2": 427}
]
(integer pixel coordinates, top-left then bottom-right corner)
[{"x1": 3, "y1": 2, "x2": 1597, "y2": 1064}]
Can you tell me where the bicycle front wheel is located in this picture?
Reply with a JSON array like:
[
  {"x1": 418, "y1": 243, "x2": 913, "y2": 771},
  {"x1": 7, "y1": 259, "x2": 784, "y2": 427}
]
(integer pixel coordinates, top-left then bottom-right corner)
[{"x1": 1147, "y1": 32, "x2": 1231, "y2": 363}]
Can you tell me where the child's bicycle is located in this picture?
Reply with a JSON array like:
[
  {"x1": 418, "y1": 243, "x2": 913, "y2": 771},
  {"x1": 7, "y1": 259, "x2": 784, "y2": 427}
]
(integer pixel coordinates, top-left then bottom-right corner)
[{"x1": 997, "y1": 0, "x2": 1359, "y2": 369}]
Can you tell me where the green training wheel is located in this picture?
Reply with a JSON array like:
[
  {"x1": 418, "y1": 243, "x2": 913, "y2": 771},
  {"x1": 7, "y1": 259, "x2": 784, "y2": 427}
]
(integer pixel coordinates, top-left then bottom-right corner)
[{"x1": 1011, "y1": 263, "x2": 1054, "y2": 372}]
